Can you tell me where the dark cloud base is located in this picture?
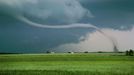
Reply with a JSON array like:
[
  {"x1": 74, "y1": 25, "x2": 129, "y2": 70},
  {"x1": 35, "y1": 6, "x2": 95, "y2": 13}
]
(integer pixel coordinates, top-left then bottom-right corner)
[{"x1": 0, "y1": 14, "x2": 93, "y2": 53}]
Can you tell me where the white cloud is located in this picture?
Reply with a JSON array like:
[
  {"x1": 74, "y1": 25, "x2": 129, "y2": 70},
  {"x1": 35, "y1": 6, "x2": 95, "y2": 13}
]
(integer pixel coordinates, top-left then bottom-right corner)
[{"x1": 53, "y1": 27, "x2": 134, "y2": 52}]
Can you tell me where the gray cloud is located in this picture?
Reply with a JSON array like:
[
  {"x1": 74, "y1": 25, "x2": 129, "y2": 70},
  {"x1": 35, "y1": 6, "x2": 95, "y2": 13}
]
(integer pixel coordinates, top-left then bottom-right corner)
[
  {"x1": 78, "y1": 0, "x2": 134, "y2": 29},
  {"x1": 0, "y1": 0, "x2": 93, "y2": 24}
]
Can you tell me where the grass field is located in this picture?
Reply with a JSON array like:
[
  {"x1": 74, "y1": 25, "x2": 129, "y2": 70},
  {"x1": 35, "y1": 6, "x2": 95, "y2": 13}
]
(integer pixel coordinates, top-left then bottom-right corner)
[{"x1": 0, "y1": 53, "x2": 134, "y2": 75}]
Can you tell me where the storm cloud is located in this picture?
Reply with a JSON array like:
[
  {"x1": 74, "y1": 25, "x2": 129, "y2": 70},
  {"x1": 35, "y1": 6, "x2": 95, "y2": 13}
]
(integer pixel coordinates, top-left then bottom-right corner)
[
  {"x1": 0, "y1": 0, "x2": 93, "y2": 24},
  {"x1": 0, "y1": 0, "x2": 134, "y2": 53}
]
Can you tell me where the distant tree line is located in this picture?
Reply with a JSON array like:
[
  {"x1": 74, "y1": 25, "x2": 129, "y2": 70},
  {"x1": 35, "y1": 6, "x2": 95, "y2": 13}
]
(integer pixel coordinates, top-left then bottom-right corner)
[{"x1": 126, "y1": 49, "x2": 133, "y2": 56}]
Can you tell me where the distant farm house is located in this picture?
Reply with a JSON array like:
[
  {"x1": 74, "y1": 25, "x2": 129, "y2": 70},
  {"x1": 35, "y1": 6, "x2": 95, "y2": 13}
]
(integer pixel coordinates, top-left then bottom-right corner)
[{"x1": 50, "y1": 52, "x2": 55, "y2": 54}]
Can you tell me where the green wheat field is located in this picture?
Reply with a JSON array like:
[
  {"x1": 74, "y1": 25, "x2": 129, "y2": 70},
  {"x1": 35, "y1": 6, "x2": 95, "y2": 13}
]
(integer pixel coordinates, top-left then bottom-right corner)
[{"x1": 0, "y1": 53, "x2": 134, "y2": 75}]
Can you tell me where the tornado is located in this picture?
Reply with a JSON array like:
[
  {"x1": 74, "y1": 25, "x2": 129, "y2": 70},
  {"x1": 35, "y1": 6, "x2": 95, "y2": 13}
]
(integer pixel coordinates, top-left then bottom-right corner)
[{"x1": 16, "y1": 15, "x2": 119, "y2": 52}]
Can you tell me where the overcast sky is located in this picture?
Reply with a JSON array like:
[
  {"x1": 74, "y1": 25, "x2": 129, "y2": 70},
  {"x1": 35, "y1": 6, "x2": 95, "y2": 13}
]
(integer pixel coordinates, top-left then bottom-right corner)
[{"x1": 0, "y1": 0, "x2": 134, "y2": 53}]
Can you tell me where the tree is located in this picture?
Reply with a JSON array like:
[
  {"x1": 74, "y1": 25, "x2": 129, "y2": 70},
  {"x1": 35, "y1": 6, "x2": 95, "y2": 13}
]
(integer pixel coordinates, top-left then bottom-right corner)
[
  {"x1": 126, "y1": 50, "x2": 129, "y2": 56},
  {"x1": 84, "y1": 51, "x2": 88, "y2": 53},
  {"x1": 46, "y1": 51, "x2": 50, "y2": 53},
  {"x1": 129, "y1": 49, "x2": 133, "y2": 56}
]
